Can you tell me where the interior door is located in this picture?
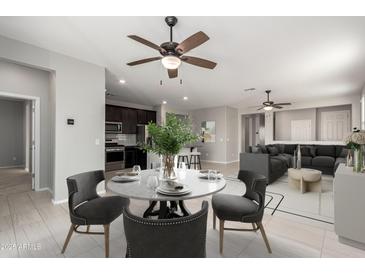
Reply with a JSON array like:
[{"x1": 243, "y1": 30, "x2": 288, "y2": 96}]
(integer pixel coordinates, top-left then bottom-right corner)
[
  {"x1": 291, "y1": 120, "x2": 312, "y2": 141},
  {"x1": 31, "y1": 100, "x2": 36, "y2": 190},
  {"x1": 320, "y1": 110, "x2": 351, "y2": 141}
]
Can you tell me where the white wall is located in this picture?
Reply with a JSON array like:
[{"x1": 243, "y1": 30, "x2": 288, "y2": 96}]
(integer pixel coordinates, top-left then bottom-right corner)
[
  {"x1": 190, "y1": 106, "x2": 238, "y2": 163},
  {"x1": 361, "y1": 86, "x2": 365, "y2": 130},
  {"x1": 0, "y1": 35, "x2": 105, "y2": 202},
  {"x1": 226, "y1": 107, "x2": 239, "y2": 162},
  {"x1": 159, "y1": 104, "x2": 189, "y2": 125},
  {"x1": 0, "y1": 98, "x2": 25, "y2": 167},
  {"x1": 274, "y1": 108, "x2": 317, "y2": 141}
]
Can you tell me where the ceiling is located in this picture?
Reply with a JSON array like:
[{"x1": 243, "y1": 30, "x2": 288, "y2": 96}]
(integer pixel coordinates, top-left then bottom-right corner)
[{"x1": 0, "y1": 16, "x2": 365, "y2": 110}]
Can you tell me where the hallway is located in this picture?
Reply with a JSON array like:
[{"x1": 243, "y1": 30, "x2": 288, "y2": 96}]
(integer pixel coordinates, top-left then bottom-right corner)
[{"x1": 0, "y1": 168, "x2": 32, "y2": 196}]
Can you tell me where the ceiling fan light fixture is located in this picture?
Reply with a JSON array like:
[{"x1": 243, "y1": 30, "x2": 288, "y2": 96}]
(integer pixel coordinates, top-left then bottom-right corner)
[
  {"x1": 263, "y1": 106, "x2": 273, "y2": 111},
  {"x1": 161, "y1": 56, "x2": 181, "y2": 70}
]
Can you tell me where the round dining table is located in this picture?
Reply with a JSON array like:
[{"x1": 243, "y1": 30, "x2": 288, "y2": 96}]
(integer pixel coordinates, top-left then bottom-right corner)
[{"x1": 106, "y1": 168, "x2": 226, "y2": 219}]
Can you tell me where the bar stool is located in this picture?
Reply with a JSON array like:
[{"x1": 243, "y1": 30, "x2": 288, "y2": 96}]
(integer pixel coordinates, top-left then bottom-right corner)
[
  {"x1": 190, "y1": 152, "x2": 202, "y2": 170},
  {"x1": 177, "y1": 148, "x2": 191, "y2": 169}
]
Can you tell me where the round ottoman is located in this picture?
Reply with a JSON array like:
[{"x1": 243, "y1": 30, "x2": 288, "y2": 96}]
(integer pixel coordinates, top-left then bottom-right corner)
[{"x1": 288, "y1": 168, "x2": 322, "y2": 194}]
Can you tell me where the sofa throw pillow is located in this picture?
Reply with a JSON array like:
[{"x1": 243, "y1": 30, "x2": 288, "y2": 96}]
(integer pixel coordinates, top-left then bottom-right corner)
[
  {"x1": 267, "y1": 146, "x2": 279, "y2": 156},
  {"x1": 283, "y1": 144, "x2": 296, "y2": 155},
  {"x1": 316, "y1": 145, "x2": 336, "y2": 157},
  {"x1": 251, "y1": 145, "x2": 262, "y2": 154},
  {"x1": 309, "y1": 146, "x2": 317, "y2": 157},
  {"x1": 260, "y1": 145, "x2": 268, "y2": 154},
  {"x1": 300, "y1": 146, "x2": 312, "y2": 157}
]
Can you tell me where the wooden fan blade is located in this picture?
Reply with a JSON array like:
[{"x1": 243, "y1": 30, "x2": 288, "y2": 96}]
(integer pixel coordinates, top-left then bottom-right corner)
[
  {"x1": 168, "y1": 69, "x2": 178, "y2": 78},
  {"x1": 127, "y1": 35, "x2": 165, "y2": 53},
  {"x1": 273, "y1": 105, "x2": 283, "y2": 109},
  {"x1": 127, "y1": 57, "x2": 161, "y2": 66},
  {"x1": 273, "y1": 103, "x2": 291, "y2": 106},
  {"x1": 181, "y1": 56, "x2": 217, "y2": 69},
  {"x1": 176, "y1": 31, "x2": 209, "y2": 54},
  {"x1": 257, "y1": 106, "x2": 265, "y2": 110}
]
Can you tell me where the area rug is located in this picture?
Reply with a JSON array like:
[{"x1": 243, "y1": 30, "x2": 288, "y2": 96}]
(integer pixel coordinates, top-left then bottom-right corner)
[{"x1": 224, "y1": 174, "x2": 334, "y2": 224}]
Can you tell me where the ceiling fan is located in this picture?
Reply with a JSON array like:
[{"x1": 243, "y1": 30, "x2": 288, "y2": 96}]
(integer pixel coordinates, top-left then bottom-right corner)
[
  {"x1": 257, "y1": 90, "x2": 291, "y2": 111},
  {"x1": 126, "y1": 16, "x2": 217, "y2": 78}
]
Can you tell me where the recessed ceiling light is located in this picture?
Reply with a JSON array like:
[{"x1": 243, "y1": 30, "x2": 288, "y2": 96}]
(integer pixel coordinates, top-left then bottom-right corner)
[
  {"x1": 119, "y1": 79, "x2": 126, "y2": 84},
  {"x1": 183, "y1": 96, "x2": 188, "y2": 101},
  {"x1": 162, "y1": 100, "x2": 167, "y2": 104}
]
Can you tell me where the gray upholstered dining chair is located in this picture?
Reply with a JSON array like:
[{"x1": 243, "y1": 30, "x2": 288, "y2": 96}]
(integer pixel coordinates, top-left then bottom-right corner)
[
  {"x1": 212, "y1": 170, "x2": 272, "y2": 254},
  {"x1": 61, "y1": 170, "x2": 130, "y2": 257},
  {"x1": 123, "y1": 201, "x2": 208, "y2": 257}
]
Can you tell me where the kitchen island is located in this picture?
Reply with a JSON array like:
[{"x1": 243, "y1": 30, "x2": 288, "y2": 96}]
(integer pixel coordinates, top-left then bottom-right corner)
[{"x1": 334, "y1": 164, "x2": 365, "y2": 249}]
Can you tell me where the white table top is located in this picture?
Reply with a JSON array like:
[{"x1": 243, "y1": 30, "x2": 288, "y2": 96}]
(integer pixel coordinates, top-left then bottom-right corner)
[{"x1": 106, "y1": 169, "x2": 226, "y2": 201}]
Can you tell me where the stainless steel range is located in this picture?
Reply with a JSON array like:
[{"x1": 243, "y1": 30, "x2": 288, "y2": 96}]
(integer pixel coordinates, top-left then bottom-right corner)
[{"x1": 105, "y1": 141, "x2": 125, "y2": 171}]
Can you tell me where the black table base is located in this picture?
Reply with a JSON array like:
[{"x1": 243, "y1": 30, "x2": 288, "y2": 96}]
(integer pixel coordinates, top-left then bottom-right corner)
[{"x1": 143, "y1": 200, "x2": 191, "y2": 219}]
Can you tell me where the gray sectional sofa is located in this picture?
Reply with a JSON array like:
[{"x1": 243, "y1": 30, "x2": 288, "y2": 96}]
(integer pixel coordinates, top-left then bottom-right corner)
[{"x1": 240, "y1": 144, "x2": 348, "y2": 184}]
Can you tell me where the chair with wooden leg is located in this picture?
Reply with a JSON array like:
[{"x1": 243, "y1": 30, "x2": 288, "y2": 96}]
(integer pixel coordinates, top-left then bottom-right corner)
[
  {"x1": 61, "y1": 170, "x2": 130, "y2": 257},
  {"x1": 212, "y1": 170, "x2": 272, "y2": 254}
]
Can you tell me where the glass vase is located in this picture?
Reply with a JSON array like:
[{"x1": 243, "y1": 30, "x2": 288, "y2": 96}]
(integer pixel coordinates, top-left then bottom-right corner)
[
  {"x1": 160, "y1": 154, "x2": 177, "y2": 183},
  {"x1": 353, "y1": 146, "x2": 364, "y2": 173}
]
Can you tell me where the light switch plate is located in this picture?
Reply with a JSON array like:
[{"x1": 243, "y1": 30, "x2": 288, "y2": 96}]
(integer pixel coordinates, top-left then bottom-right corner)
[{"x1": 95, "y1": 138, "x2": 100, "y2": 145}]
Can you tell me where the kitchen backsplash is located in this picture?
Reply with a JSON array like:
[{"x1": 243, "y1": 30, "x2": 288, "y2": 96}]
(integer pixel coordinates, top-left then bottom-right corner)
[
  {"x1": 105, "y1": 133, "x2": 137, "y2": 146},
  {"x1": 117, "y1": 134, "x2": 137, "y2": 146}
]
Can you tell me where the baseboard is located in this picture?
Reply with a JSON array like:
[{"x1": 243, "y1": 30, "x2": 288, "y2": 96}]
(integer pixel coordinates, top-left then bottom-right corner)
[
  {"x1": 201, "y1": 160, "x2": 239, "y2": 164},
  {"x1": 226, "y1": 160, "x2": 239, "y2": 164},
  {"x1": 37, "y1": 187, "x2": 53, "y2": 194},
  {"x1": 0, "y1": 165, "x2": 25, "y2": 169},
  {"x1": 51, "y1": 189, "x2": 106, "y2": 205}
]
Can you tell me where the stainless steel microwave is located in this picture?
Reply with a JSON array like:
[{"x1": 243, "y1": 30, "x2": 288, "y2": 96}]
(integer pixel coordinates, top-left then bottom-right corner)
[{"x1": 105, "y1": 122, "x2": 122, "y2": 133}]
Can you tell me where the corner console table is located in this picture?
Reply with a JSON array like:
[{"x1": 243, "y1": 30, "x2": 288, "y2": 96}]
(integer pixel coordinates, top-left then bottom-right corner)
[{"x1": 334, "y1": 164, "x2": 365, "y2": 249}]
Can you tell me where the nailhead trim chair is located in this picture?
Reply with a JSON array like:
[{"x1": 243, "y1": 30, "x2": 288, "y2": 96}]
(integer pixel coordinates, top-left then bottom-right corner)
[
  {"x1": 61, "y1": 170, "x2": 130, "y2": 257},
  {"x1": 212, "y1": 170, "x2": 272, "y2": 254},
  {"x1": 123, "y1": 201, "x2": 208, "y2": 258}
]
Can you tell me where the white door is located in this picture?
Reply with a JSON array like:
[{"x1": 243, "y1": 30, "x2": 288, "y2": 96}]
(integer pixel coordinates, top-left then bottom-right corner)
[
  {"x1": 321, "y1": 110, "x2": 351, "y2": 141},
  {"x1": 31, "y1": 100, "x2": 36, "y2": 190},
  {"x1": 291, "y1": 120, "x2": 312, "y2": 141}
]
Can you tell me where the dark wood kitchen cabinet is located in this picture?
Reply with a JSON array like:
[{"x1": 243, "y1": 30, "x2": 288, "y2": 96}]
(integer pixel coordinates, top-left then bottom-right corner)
[
  {"x1": 105, "y1": 105, "x2": 122, "y2": 122},
  {"x1": 137, "y1": 109, "x2": 147, "y2": 124},
  {"x1": 125, "y1": 146, "x2": 147, "y2": 170},
  {"x1": 105, "y1": 105, "x2": 156, "y2": 133},
  {"x1": 122, "y1": 108, "x2": 137, "y2": 134},
  {"x1": 146, "y1": 110, "x2": 157, "y2": 124}
]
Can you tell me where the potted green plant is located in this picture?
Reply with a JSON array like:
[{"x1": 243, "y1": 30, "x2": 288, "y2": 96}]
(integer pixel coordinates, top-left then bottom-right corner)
[
  {"x1": 344, "y1": 129, "x2": 365, "y2": 172},
  {"x1": 141, "y1": 113, "x2": 199, "y2": 182}
]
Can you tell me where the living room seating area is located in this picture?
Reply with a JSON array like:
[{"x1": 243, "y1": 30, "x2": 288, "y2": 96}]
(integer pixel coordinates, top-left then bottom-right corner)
[{"x1": 240, "y1": 144, "x2": 348, "y2": 184}]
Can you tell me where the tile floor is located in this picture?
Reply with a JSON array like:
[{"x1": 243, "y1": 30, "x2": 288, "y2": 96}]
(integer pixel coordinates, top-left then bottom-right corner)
[{"x1": 1, "y1": 163, "x2": 365, "y2": 258}]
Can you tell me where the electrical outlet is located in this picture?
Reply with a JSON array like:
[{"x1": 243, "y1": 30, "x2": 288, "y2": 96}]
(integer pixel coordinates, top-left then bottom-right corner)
[
  {"x1": 206, "y1": 153, "x2": 209, "y2": 156},
  {"x1": 13, "y1": 156, "x2": 17, "y2": 161}
]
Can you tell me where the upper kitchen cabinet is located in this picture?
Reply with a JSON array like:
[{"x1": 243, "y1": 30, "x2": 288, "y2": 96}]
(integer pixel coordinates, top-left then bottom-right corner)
[
  {"x1": 106, "y1": 105, "x2": 122, "y2": 122},
  {"x1": 146, "y1": 110, "x2": 157, "y2": 124},
  {"x1": 137, "y1": 109, "x2": 147, "y2": 124},
  {"x1": 105, "y1": 105, "x2": 156, "y2": 133},
  {"x1": 122, "y1": 108, "x2": 137, "y2": 134}
]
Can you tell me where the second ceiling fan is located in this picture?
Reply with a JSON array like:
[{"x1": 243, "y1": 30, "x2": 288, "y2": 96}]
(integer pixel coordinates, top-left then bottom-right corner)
[
  {"x1": 126, "y1": 16, "x2": 217, "y2": 78},
  {"x1": 257, "y1": 90, "x2": 292, "y2": 111}
]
